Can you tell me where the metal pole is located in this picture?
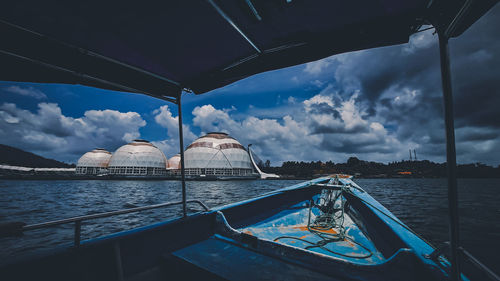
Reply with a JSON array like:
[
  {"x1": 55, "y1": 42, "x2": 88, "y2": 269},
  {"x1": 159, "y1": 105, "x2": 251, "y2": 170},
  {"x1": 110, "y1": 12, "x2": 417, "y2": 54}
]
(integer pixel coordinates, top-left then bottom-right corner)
[
  {"x1": 177, "y1": 92, "x2": 187, "y2": 218},
  {"x1": 438, "y1": 31, "x2": 460, "y2": 281}
]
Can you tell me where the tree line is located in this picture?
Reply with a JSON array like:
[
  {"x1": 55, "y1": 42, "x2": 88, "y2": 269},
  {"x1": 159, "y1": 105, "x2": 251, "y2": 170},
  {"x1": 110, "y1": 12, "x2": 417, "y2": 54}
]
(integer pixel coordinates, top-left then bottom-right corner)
[{"x1": 259, "y1": 157, "x2": 500, "y2": 179}]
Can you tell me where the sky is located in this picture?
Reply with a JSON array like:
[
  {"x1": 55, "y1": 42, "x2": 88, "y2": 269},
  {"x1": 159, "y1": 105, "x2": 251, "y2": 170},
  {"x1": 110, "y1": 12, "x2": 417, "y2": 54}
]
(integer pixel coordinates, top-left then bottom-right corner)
[{"x1": 1, "y1": 5, "x2": 499, "y2": 166}]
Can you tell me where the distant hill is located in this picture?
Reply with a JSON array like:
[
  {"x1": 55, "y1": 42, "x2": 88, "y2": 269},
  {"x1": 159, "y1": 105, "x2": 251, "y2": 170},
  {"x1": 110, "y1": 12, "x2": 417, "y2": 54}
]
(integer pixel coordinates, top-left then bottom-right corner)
[{"x1": 0, "y1": 144, "x2": 75, "y2": 168}]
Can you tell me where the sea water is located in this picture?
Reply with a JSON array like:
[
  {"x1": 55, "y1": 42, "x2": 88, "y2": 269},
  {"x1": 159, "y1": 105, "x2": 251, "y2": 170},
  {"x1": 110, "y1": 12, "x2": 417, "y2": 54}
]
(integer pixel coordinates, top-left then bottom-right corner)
[{"x1": 0, "y1": 178, "x2": 499, "y2": 273}]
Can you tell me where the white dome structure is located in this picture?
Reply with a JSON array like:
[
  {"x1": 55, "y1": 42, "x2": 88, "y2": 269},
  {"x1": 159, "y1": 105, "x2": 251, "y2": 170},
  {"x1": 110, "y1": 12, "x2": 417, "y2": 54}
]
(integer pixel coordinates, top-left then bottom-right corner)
[
  {"x1": 75, "y1": 149, "x2": 112, "y2": 175},
  {"x1": 108, "y1": 140, "x2": 167, "y2": 177},
  {"x1": 183, "y1": 132, "x2": 257, "y2": 179},
  {"x1": 167, "y1": 154, "x2": 180, "y2": 170}
]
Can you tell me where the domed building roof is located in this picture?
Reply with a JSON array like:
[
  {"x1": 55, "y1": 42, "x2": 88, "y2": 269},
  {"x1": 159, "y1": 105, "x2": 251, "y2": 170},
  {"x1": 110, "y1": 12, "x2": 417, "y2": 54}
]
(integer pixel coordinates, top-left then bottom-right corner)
[
  {"x1": 184, "y1": 132, "x2": 253, "y2": 169},
  {"x1": 167, "y1": 154, "x2": 180, "y2": 169},
  {"x1": 76, "y1": 149, "x2": 112, "y2": 167},
  {"x1": 108, "y1": 140, "x2": 167, "y2": 168}
]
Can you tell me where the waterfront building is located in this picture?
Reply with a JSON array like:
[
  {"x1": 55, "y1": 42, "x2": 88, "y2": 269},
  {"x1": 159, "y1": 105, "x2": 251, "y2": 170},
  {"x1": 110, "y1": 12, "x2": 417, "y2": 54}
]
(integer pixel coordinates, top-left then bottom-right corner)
[
  {"x1": 167, "y1": 154, "x2": 181, "y2": 176},
  {"x1": 182, "y1": 132, "x2": 258, "y2": 179},
  {"x1": 75, "y1": 148, "x2": 112, "y2": 176},
  {"x1": 108, "y1": 140, "x2": 167, "y2": 177},
  {"x1": 73, "y1": 135, "x2": 272, "y2": 180},
  {"x1": 167, "y1": 154, "x2": 180, "y2": 170}
]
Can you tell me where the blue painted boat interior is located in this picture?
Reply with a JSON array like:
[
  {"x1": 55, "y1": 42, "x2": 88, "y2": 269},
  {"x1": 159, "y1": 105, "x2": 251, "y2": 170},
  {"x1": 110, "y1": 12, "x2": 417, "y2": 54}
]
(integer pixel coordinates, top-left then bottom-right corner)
[
  {"x1": 238, "y1": 199, "x2": 386, "y2": 264},
  {"x1": 0, "y1": 177, "x2": 469, "y2": 280}
]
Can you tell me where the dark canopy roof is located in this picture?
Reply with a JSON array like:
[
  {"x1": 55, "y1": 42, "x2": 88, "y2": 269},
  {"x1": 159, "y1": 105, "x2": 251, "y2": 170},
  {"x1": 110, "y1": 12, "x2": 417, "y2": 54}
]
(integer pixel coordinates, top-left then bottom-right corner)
[{"x1": 0, "y1": 0, "x2": 497, "y2": 100}]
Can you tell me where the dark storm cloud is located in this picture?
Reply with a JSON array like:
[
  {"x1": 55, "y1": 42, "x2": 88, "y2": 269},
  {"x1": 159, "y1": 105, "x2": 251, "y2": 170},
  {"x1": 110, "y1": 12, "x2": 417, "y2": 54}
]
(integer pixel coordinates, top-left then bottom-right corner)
[
  {"x1": 310, "y1": 124, "x2": 368, "y2": 135},
  {"x1": 377, "y1": 93, "x2": 445, "y2": 143},
  {"x1": 418, "y1": 143, "x2": 448, "y2": 156},
  {"x1": 1, "y1": 6, "x2": 497, "y2": 166},
  {"x1": 305, "y1": 100, "x2": 342, "y2": 119},
  {"x1": 306, "y1": 104, "x2": 368, "y2": 135},
  {"x1": 454, "y1": 76, "x2": 500, "y2": 128},
  {"x1": 450, "y1": 7, "x2": 500, "y2": 129},
  {"x1": 310, "y1": 123, "x2": 368, "y2": 135},
  {"x1": 456, "y1": 127, "x2": 499, "y2": 142},
  {"x1": 305, "y1": 4, "x2": 500, "y2": 164},
  {"x1": 320, "y1": 136, "x2": 394, "y2": 154},
  {"x1": 331, "y1": 5, "x2": 500, "y2": 127},
  {"x1": 332, "y1": 39, "x2": 441, "y2": 104},
  {"x1": 358, "y1": 47, "x2": 439, "y2": 102}
]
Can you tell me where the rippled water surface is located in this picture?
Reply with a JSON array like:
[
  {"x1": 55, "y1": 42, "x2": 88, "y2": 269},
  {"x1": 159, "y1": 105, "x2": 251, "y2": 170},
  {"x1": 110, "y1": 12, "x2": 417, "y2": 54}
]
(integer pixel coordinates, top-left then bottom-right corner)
[{"x1": 1, "y1": 178, "x2": 499, "y2": 273}]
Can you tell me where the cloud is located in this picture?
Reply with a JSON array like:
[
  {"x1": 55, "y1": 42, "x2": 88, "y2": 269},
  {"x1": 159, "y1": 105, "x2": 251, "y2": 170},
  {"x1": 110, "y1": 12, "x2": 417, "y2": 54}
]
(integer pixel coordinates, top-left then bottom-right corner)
[
  {"x1": 0, "y1": 102, "x2": 146, "y2": 162},
  {"x1": 304, "y1": 60, "x2": 331, "y2": 75},
  {"x1": 185, "y1": 20, "x2": 500, "y2": 165},
  {"x1": 303, "y1": 93, "x2": 404, "y2": 158},
  {"x1": 192, "y1": 104, "x2": 238, "y2": 133},
  {"x1": 188, "y1": 92, "x2": 404, "y2": 164},
  {"x1": 402, "y1": 29, "x2": 435, "y2": 54},
  {"x1": 1, "y1": 6, "x2": 498, "y2": 166},
  {"x1": 4, "y1": 85, "x2": 47, "y2": 99},
  {"x1": 191, "y1": 104, "x2": 316, "y2": 162},
  {"x1": 290, "y1": 5, "x2": 500, "y2": 164},
  {"x1": 152, "y1": 105, "x2": 197, "y2": 158}
]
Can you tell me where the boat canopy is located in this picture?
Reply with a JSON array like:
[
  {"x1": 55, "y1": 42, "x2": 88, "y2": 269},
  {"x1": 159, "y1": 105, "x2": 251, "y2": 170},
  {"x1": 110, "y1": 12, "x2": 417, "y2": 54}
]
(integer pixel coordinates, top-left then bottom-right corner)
[{"x1": 0, "y1": 0, "x2": 497, "y2": 100}]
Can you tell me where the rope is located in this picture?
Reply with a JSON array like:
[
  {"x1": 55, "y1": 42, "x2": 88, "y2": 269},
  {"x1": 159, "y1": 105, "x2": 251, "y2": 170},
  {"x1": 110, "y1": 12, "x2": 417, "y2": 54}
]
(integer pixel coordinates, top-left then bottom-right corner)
[
  {"x1": 274, "y1": 235, "x2": 373, "y2": 259},
  {"x1": 273, "y1": 183, "x2": 437, "y2": 260},
  {"x1": 274, "y1": 185, "x2": 373, "y2": 259}
]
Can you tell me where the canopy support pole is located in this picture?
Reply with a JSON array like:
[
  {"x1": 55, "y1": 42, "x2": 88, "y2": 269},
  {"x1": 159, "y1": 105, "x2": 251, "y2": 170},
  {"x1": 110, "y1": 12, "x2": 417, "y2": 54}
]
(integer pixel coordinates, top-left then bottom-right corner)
[
  {"x1": 177, "y1": 92, "x2": 187, "y2": 218},
  {"x1": 438, "y1": 31, "x2": 460, "y2": 281}
]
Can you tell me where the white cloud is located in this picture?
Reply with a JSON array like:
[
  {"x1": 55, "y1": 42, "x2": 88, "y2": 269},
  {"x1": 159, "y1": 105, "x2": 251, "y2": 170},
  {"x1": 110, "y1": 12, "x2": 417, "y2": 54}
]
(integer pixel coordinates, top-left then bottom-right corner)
[
  {"x1": 304, "y1": 94, "x2": 335, "y2": 110},
  {"x1": 393, "y1": 89, "x2": 419, "y2": 107},
  {"x1": 190, "y1": 104, "x2": 318, "y2": 162},
  {"x1": 0, "y1": 102, "x2": 146, "y2": 162},
  {"x1": 403, "y1": 28, "x2": 436, "y2": 54},
  {"x1": 186, "y1": 92, "x2": 404, "y2": 164},
  {"x1": 192, "y1": 104, "x2": 239, "y2": 133},
  {"x1": 153, "y1": 105, "x2": 197, "y2": 141},
  {"x1": 338, "y1": 93, "x2": 367, "y2": 132},
  {"x1": 154, "y1": 105, "x2": 181, "y2": 137},
  {"x1": 0, "y1": 110, "x2": 20, "y2": 124},
  {"x1": 311, "y1": 80, "x2": 325, "y2": 87},
  {"x1": 3, "y1": 97, "x2": 497, "y2": 166},
  {"x1": 304, "y1": 59, "x2": 332, "y2": 75},
  {"x1": 152, "y1": 105, "x2": 197, "y2": 158},
  {"x1": 4, "y1": 85, "x2": 47, "y2": 99}
]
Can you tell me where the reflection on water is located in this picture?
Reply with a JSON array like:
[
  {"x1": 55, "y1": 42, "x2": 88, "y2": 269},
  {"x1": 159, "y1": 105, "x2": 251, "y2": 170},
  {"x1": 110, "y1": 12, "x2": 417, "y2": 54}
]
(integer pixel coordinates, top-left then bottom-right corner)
[{"x1": 0, "y1": 178, "x2": 499, "y2": 273}]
